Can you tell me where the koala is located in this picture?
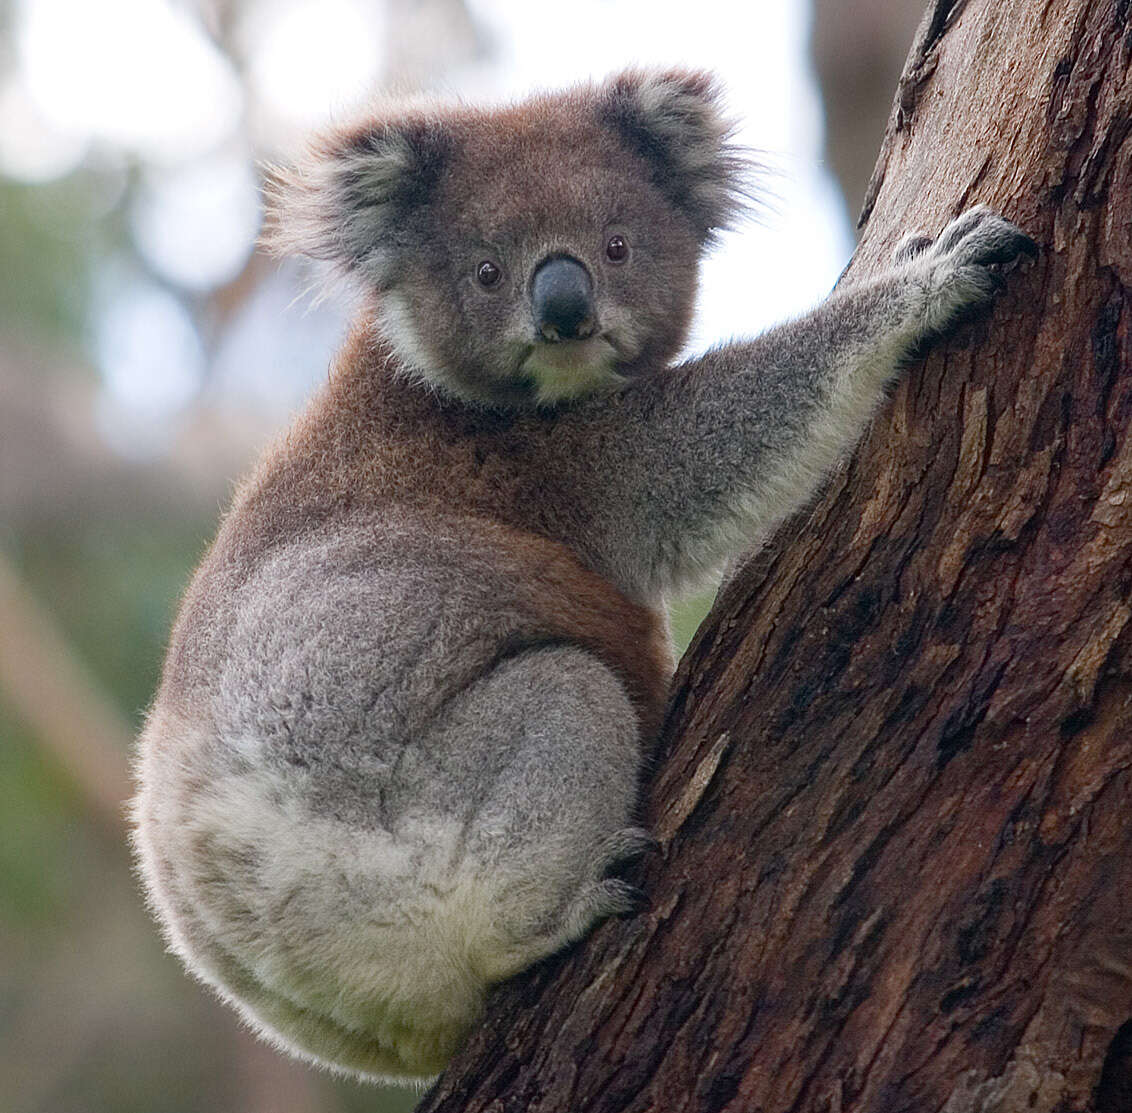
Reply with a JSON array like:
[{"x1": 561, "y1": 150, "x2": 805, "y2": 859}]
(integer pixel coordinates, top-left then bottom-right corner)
[{"x1": 132, "y1": 69, "x2": 1035, "y2": 1084}]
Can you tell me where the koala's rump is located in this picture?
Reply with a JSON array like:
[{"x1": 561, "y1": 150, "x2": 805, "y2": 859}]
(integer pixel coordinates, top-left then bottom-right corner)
[
  {"x1": 133, "y1": 505, "x2": 669, "y2": 1078},
  {"x1": 211, "y1": 514, "x2": 549, "y2": 817}
]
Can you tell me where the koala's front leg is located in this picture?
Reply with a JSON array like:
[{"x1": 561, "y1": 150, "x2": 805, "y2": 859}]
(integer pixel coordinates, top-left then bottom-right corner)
[{"x1": 560, "y1": 207, "x2": 1036, "y2": 599}]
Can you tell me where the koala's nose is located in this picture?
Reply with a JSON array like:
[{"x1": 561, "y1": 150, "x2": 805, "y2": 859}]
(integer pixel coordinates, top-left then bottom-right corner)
[{"x1": 530, "y1": 255, "x2": 596, "y2": 342}]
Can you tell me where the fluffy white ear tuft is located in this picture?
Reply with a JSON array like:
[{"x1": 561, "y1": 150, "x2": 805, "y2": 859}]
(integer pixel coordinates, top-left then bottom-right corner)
[
  {"x1": 262, "y1": 116, "x2": 450, "y2": 286},
  {"x1": 599, "y1": 69, "x2": 755, "y2": 244}
]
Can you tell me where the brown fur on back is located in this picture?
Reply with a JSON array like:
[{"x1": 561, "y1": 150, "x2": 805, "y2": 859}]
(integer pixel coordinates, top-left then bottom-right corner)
[{"x1": 162, "y1": 324, "x2": 673, "y2": 740}]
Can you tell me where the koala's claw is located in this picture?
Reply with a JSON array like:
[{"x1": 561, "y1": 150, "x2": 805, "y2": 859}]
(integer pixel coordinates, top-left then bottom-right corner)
[
  {"x1": 906, "y1": 206, "x2": 1036, "y2": 337},
  {"x1": 599, "y1": 879, "x2": 649, "y2": 917},
  {"x1": 908, "y1": 205, "x2": 1037, "y2": 270},
  {"x1": 595, "y1": 826, "x2": 659, "y2": 870},
  {"x1": 938, "y1": 206, "x2": 1037, "y2": 268},
  {"x1": 893, "y1": 233, "x2": 934, "y2": 264}
]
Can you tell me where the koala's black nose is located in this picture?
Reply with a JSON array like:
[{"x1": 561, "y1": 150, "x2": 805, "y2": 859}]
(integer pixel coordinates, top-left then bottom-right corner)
[{"x1": 531, "y1": 256, "x2": 596, "y2": 342}]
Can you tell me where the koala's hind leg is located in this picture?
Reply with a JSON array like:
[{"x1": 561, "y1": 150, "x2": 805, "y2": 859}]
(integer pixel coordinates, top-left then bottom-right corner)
[{"x1": 429, "y1": 644, "x2": 648, "y2": 983}]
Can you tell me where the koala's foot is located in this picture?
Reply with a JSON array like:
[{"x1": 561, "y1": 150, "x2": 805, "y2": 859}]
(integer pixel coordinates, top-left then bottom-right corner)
[
  {"x1": 559, "y1": 874, "x2": 648, "y2": 932},
  {"x1": 900, "y1": 205, "x2": 1036, "y2": 339},
  {"x1": 521, "y1": 827, "x2": 656, "y2": 955},
  {"x1": 595, "y1": 825, "x2": 659, "y2": 869},
  {"x1": 494, "y1": 827, "x2": 654, "y2": 970},
  {"x1": 582, "y1": 827, "x2": 658, "y2": 914}
]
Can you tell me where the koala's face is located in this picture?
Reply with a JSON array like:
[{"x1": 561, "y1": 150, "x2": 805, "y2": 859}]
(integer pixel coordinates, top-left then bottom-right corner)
[
  {"x1": 271, "y1": 71, "x2": 749, "y2": 407},
  {"x1": 392, "y1": 135, "x2": 705, "y2": 407}
]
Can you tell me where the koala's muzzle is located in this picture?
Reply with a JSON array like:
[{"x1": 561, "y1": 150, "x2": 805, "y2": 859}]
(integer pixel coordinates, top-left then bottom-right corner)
[{"x1": 531, "y1": 256, "x2": 596, "y2": 342}]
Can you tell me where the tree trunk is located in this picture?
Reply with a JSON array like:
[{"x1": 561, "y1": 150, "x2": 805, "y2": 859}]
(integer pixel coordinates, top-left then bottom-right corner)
[{"x1": 417, "y1": 2, "x2": 1132, "y2": 1110}]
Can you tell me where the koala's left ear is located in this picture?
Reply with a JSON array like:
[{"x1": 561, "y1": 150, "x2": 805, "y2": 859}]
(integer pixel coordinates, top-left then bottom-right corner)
[
  {"x1": 599, "y1": 69, "x2": 751, "y2": 244},
  {"x1": 264, "y1": 114, "x2": 451, "y2": 284}
]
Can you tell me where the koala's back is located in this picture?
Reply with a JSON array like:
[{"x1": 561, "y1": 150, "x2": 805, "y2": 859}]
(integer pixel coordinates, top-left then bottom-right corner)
[
  {"x1": 169, "y1": 504, "x2": 649, "y2": 814},
  {"x1": 134, "y1": 350, "x2": 673, "y2": 1079},
  {"x1": 209, "y1": 510, "x2": 565, "y2": 804}
]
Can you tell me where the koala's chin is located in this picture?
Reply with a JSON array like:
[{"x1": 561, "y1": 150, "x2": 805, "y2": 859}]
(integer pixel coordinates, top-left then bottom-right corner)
[
  {"x1": 521, "y1": 336, "x2": 624, "y2": 406},
  {"x1": 133, "y1": 64, "x2": 1034, "y2": 1085}
]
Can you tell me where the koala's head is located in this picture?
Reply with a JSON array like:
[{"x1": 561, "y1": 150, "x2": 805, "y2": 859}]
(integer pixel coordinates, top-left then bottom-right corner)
[{"x1": 268, "y1": 70, "x2": 751, "y2": 407}]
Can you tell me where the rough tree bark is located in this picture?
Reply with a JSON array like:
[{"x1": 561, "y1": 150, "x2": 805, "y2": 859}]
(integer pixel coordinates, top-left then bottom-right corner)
[{"x1": 417, "y1": 2, "x2": 1132, "y2": 1110}]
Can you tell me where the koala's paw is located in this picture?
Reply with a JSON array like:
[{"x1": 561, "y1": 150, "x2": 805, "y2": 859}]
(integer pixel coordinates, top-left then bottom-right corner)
[
  {"x1": 594, "y1": 826, "x2": 659, "y2": 871},
  {"x1": 900, "y1": 205, "x2": 1037, "y2": 339},
  {"x1": 593, "y1": 877, "x2": 649, "y2": 916},
  {"x1": 560, "y1": 828, "x2": 655, "y2": 930}
]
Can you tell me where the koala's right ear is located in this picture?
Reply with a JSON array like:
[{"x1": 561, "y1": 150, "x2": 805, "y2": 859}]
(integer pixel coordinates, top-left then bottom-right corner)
[{"x1": 264, "y1": 115, "x2": 450, "y2": 284}]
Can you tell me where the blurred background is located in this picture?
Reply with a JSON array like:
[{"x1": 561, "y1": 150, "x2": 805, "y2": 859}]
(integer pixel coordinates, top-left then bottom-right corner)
[{"x1": 0, "y1": 0, "x2": 923, "y2": 1109}]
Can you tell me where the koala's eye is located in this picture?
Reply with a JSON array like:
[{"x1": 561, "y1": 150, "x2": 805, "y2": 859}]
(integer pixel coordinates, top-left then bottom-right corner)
[
  {"x1": 605, "y1": 235, "x2": 628, "y2": 263},
  {"x1": 476, "y1": 260, "x2": 502, "y2": 287}
]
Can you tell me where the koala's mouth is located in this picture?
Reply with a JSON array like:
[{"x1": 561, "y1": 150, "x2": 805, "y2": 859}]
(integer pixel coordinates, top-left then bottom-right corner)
[{"x1": 520, "y1": 335, "x2": 624, "y2": 405}]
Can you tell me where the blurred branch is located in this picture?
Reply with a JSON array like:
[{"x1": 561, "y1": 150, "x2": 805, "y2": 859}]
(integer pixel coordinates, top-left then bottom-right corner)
[
  {"x1": 810, "y1": 0, "x2": 924, "y2": 217},
  {"x1": 0, "y1": 549, "x2": 133, "y2": 832},
  {"x1": 207, "y1": 247, "x2": 273, "y2": 335}
]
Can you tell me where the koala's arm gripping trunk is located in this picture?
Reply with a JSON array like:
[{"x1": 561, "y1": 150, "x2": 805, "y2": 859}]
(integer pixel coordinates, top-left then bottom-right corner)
[
  {"x1": 597, "y1": 279, "x2": 911, "y2": 598},
  {"x1": 558, "y1": 208, "x2": 1032, "y2": 601}
]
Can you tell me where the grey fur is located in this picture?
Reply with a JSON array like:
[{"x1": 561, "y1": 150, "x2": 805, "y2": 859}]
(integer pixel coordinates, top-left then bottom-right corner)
[{"x1": 133, "y1": 69, "x2": 1035, "y2": 1086}]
